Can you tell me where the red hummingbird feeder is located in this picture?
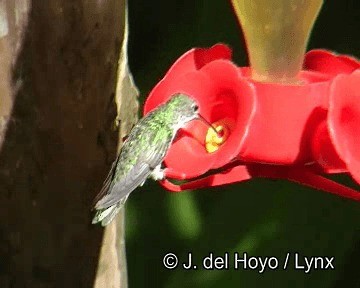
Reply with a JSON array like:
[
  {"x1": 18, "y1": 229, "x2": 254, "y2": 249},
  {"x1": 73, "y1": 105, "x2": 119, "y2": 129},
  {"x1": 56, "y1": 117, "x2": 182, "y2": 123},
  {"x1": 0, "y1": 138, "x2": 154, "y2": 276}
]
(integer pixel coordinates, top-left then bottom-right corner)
[{"x1": 143, "y1": 0, "x2": 360, "y2": 201}]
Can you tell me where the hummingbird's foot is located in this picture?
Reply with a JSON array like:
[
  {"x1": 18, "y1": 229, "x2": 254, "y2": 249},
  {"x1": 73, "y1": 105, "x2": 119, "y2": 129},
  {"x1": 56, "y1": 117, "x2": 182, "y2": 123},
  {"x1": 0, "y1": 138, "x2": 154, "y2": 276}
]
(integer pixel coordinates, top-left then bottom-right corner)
[{"x1": 151, "y1": 165, "x2": 165, "y2": 181}]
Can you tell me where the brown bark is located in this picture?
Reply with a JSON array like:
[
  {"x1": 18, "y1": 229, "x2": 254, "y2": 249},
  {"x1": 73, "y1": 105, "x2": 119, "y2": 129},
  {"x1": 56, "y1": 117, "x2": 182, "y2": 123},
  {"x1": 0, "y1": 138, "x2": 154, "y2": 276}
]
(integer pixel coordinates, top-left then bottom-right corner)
[
  {"x1": 93, "y1": 7, "x2": 139, "y2": 288},
  {"x1": 0, "y1": 1, "x2": 137, "y2": 287}
]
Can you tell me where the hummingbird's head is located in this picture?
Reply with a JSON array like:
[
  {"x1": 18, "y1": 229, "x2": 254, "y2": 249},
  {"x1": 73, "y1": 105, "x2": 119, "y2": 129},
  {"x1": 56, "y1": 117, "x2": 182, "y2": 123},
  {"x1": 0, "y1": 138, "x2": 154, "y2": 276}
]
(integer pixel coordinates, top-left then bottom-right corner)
[{"x1": 166, "y1": 93, "x2": 199, "y2": 128}]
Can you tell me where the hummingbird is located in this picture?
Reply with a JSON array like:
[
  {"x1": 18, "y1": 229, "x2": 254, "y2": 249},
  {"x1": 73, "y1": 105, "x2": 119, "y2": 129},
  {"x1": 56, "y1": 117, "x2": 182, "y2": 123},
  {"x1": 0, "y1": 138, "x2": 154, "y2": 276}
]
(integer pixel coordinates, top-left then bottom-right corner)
[{"x1": 92, "y1": 93, "x2": 202, "y2": 226}]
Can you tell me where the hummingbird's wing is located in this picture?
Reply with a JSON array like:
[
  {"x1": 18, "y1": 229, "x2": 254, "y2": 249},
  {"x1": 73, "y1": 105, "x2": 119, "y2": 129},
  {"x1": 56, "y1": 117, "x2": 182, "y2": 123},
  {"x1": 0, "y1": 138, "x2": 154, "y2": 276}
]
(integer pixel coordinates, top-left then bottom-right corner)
[
  {"x1": 93, "y1": 139, "x2": 170, "y2": 210},
  {"x1": 92, "y1": 158, "x2": 118, "y2": 208}
]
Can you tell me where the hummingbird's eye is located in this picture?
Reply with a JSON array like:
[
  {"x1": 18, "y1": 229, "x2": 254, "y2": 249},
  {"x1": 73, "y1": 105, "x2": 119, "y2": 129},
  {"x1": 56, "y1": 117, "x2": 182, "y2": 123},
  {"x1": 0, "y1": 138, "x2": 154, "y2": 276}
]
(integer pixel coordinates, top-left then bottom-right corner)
[{"x1": 193, "y1": 105, "x2": 199, "y2": 112}]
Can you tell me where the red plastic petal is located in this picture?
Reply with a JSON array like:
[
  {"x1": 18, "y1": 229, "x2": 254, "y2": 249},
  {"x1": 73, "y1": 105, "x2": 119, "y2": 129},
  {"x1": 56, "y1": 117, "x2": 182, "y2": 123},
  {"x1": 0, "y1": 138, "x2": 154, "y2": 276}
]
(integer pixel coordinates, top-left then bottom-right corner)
[
  {"x1": 144, "y1": 44, "x2": 232, "y2": 114},
  {"x1": 196, "y1": 60, "x2": 257, "y2": 169},
  {"x1": 311, "y1": 121, "x2": 347, "y2": 173},
  {"x1": 304, "y1": 49, "x2": 359, "y2": 77},
  {"x1": 328, "y1": 70, "x2": 360, "y2": 183}
]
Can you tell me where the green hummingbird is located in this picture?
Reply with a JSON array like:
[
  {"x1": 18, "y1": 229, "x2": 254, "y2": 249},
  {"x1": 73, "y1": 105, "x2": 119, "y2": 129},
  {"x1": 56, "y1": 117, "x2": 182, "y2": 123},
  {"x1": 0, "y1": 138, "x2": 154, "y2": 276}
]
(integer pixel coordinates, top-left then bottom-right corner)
[{"x1": 92, "y1": 93, "x2": 200, "y2": 226}]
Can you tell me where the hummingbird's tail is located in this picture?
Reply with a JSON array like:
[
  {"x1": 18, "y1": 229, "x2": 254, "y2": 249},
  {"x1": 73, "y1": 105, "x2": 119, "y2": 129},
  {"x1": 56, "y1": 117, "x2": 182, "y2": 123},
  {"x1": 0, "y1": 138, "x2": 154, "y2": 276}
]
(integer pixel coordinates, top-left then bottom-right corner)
[{"x1": 92, "y1": 203, "x2": 123, "y2": 226}]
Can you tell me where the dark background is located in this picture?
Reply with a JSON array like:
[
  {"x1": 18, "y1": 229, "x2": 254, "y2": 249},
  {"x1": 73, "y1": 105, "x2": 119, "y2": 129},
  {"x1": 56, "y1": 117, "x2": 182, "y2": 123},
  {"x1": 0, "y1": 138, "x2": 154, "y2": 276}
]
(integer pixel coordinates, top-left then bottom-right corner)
[{"x1": 126, "y1": 1, "x2": 360, "y2": 287}]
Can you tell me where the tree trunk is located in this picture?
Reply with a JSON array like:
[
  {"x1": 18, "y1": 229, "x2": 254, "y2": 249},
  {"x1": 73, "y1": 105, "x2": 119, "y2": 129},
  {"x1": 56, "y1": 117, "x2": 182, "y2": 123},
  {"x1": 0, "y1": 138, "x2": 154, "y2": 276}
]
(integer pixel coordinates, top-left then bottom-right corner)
[{"x1": 0, "y1": 1, "x2": 137, "y2": 287}]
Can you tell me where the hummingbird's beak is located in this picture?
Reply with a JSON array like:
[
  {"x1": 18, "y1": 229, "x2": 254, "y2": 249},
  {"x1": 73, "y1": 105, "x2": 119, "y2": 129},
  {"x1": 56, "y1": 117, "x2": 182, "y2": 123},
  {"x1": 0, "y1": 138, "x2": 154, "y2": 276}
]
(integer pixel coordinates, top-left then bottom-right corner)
[{"x1": 197, "y1": 114, "x2": 220, "y2": 137}]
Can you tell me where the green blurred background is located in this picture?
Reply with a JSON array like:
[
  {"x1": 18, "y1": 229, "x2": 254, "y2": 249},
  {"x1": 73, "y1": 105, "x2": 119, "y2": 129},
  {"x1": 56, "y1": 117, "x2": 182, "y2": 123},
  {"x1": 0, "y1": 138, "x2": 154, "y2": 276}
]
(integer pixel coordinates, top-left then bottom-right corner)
[{"x1": 126, "y1": 1, "x2": 359, "y2": 287}]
